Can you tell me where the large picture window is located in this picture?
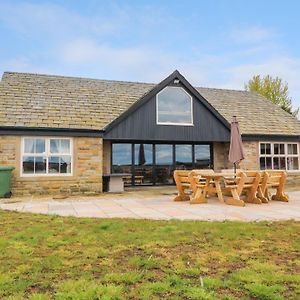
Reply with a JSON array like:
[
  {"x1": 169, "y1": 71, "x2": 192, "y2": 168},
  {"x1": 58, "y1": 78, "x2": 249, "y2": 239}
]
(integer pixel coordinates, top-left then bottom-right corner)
[
  {"x1": 22, "y1": 138, "x2": 72, "y2": 176},
  {"x1": 156, "y1": 86, "x2": 193, "y2": 125},
  {"x1": 111, "y1": 142, "x2": 212, "y2": 186},
  {"x1": 259, "y1": 142, "x2": 299, "y2": 171}
]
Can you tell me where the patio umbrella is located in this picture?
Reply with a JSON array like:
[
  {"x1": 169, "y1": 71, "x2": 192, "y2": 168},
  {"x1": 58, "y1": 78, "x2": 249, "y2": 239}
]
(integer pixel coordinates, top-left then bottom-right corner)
[
  {"x1": 138, "y1": 143, "x2": 146, "y2": 166},
  {"x1": 229, "y1": 116, "x2": 245, "y2": 173}
]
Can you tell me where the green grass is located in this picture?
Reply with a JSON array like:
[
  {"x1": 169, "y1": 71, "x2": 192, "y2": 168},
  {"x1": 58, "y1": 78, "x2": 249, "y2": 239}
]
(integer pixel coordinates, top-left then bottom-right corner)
[{"x1": 0, "y1": 211, "x2": 299, "y2": 299}]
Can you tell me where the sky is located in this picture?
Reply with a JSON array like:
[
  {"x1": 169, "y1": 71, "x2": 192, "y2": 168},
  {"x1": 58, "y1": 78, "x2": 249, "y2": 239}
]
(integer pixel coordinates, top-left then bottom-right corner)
[{"x1": 1, "y1": 0, "x2": 300, "y2": 111}]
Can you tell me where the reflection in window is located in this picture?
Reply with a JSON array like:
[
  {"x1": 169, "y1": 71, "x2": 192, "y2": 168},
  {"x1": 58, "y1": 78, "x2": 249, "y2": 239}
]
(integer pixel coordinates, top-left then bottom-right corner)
[
  {"x1": 157, "y1": 86, "x2": 193, "y2": 125},
  {"x1": 22, "y1": 138, "x2": 72, "y2": 175},
  {"x1": 112, "y1": 144, "x2": 132, "y2": 176},
  {"x1": 134, "y1": 144, "x2": 153, "y2": 166},
  {"x1": 195, "y1": 145, "x2": 211, "y2": 169},
  {"x1": 49, "y1": 156, "x2": 71, "y2": 174},
  {"x1": 156, "y1": 144, "x2": 173, "y2": 165},
  {"x1": 111, "y1": 143, "x2": 213, "y2": 186},
  {"x1": 259, "y1": 142, "x2": 299, "y2": 170},
  {"x1": 155, "y1": 144, "x2": 173, "y2": 184},
  {"x1": 175, "y1": 145, "x2": 192, "y2": 169},
  {"x1": 134, "y1": 144, "x2": 153, "y2": 185}
]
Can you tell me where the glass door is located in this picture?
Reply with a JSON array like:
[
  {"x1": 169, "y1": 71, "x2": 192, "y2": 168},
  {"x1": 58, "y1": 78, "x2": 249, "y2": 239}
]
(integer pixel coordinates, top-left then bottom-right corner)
[
  {"x1": 111, "y1": 143, "x2": 132, "y2": 186},
  {"x1": 175, "y1": 144, "x2": 193, "y2": 170},
  {"x1": 111, "y1": 142, "x2": 213, "y2": 186},
  {"x1": 155, "y1": 144, "x2": 174, "y2": 184},
  {"x1": 134, "y1": 144, "x2": 154, "y2": 185},
  {"x1": 194, "y1": 145, "x2": 211, "y2": 169}
]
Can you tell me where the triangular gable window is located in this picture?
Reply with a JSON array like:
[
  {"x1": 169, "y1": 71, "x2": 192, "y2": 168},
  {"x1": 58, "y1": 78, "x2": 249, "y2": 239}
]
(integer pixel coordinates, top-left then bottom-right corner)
[{"x1": 156, "y1": 86, "x2": 193, "y2": 126}]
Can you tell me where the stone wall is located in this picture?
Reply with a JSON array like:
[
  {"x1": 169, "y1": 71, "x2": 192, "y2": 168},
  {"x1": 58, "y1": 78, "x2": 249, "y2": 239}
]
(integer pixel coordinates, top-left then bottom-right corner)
[
  {"x1": 0, "y1": 136, "x2": 103, "y2": 196},
  {"x1": 239, "y1": 141, "x2": 259, "y2": 170},
  {"x1": 213, "y1": 142, "x2": 229, "y2": 171},
  {"x1": 213, "y1": 141, "x2": 259, "y2": 171},
  {"x1": 103, "y1": 140, "x2": 111, "y2": 175}
]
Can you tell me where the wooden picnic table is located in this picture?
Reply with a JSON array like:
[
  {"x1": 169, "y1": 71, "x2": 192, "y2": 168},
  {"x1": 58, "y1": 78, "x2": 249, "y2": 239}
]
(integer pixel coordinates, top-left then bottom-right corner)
[{"x1": 190, "y1": 172, "x2": 245, "y2": 207}]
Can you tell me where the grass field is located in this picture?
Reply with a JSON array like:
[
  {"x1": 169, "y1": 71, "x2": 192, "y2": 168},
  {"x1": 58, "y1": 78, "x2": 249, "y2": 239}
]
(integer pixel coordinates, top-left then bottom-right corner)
[{"x1": 0, "y1": 210, "x2": 299, "y2": 300}]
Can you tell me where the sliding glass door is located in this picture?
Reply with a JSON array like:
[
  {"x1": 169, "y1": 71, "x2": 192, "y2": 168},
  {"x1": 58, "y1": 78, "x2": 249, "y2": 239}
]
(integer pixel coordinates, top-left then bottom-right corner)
[
  {"x1": 194, "y1": 145, "x2": 211, "y2": 169},
  {"x1": 111, "y1": 142, "x2": 212, "y2": 186},
  {"x1": 111, "y1": 143, "x2": 132, "y2": 186},
  {"x1": 175, "y1": 144, "x2": 193, "y2": 170},
  {"x1": 155, "y1": 144, "x2": 174, "y2": 184},
  {"x1": 134, "y1": 144, "x2": 154, "y2": 185}
]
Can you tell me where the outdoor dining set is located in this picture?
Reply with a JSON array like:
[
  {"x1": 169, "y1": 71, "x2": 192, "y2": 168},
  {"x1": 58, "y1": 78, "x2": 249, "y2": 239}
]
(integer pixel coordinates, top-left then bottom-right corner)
[{"x1": 173, "y1": 169, "x2": 289, "y2": 207}]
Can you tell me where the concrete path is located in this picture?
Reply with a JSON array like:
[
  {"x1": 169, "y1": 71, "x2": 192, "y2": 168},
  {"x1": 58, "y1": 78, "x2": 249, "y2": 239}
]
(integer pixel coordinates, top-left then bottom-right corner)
[{"x1": 1, "y1": 188, "x2": 300, "y2": 221}]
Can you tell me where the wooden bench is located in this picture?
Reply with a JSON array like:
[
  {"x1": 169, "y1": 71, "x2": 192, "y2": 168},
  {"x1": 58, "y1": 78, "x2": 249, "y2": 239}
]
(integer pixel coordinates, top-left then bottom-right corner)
[
  {"x1": 189, "y1": 169, "x2": 215, "y2": 199},
  {"x1": 123, "y1": 175, "x2": 144, "y2": 185},
  {"x1": 173, "y1": 170, "x2": 191, "y2": 201},
  {"x1": 123, "y1": 176, "x2": 132, "y2": 185},
  {"x1": 261, "y1": 170, "x2": 289, "y2": 202},
  {"x1": 134, "y1": 175, "x2": 144, "y2": 184},
  {"x1": 256, "y1": 171, "x2": 270, "y2": 203},
  {"x1": 190, "y1": 171, "x2": 247, "y2": 206},
  {"x1": 224, "y1": 171, "x2": 267, "y2": 204},
  {"x1": 241, "y1": 171, "x2": 263, "y2": 204},
  {"x1": 222, "y1": 172, "x2": 248, "y2": 206},
  {"x1": 173, "y1": 169, "x2": 214, "y2": 202}
]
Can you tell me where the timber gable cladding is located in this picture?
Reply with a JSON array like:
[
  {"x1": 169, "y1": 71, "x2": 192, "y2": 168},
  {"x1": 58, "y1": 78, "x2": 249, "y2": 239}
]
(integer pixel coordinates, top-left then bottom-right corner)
[{"x1": 104, "y1": 71, "x2": 231, "y2": 141}]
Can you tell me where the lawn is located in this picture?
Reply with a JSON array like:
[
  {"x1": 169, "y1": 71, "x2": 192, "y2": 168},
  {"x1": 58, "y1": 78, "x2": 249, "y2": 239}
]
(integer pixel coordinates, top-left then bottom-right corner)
[{"x1": 0, "y1": 211, "x2": 299, "y2": 300}]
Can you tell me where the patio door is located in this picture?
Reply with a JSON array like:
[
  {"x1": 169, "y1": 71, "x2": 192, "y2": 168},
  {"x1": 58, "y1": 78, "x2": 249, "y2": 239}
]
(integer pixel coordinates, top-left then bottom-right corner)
[
  {"x1": 111, "y1": 142, "x2": 213, "y2": 186},
  {"x1": 134, "y1": 144, "x2": 154, "y2": 185},
  {"x1": 155, "y1": 144, "x2": 174, "y2": 184}
]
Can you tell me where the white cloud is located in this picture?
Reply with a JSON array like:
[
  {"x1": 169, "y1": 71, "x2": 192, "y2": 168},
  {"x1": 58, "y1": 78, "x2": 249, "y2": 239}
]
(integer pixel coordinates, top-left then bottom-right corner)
[{"x1": 57, "y1": 38, "x2": 176, "y2": 81}]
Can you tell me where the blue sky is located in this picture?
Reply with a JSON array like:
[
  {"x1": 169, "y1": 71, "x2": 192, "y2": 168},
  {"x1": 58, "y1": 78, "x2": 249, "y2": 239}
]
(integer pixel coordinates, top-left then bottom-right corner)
[{"x1": 1, "y1": 0, "x2": 300, "y2": 110}]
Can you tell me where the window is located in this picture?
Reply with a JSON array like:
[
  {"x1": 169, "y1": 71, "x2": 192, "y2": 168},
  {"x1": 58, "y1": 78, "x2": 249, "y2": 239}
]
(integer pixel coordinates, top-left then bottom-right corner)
[
  {"x1": 156, "y1": 144, "x2": 173, "y2": 165},
  {"x1": 259, "y1": 142, "x2": 299, "y2": 171},
  {"x1": 134, "y1": 144, "x2": 154, "y2": 185},
  {"x1": 111, "y1": 142, "x2": 213, "y2": 186},
  {"x1": 22, "y1": 138, "x2": 72, "y2": 176},
  {"x1": 111, "y1": 143, "x2": 132, "y2": 176},
  {"x1": 175, "y1": 145, "x2": 192, "y2": 169},
  {"x1": 155, "y1": 144, "x2": 174, "y2": 184},
  {"x1": 156, "y1": 86, "x2": 193, "y2": 125},
  {"x1": 195, "y1": 145, "x2": 211, "y2": 169}
]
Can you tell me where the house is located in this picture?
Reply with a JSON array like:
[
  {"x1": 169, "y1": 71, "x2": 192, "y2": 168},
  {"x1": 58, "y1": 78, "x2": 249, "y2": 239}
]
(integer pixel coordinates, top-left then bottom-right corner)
[{"x1": 0, "y1": 70, "x2": 299, "y2": 196}]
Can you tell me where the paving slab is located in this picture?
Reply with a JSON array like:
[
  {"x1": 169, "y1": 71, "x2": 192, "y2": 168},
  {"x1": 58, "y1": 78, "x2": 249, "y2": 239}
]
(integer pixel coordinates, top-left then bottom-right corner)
[{"x1": 1, "y1": 188, "x2": 299, "y2": 221}]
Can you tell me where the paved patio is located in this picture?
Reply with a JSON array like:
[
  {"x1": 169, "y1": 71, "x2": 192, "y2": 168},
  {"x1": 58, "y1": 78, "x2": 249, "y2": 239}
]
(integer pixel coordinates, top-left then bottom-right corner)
[{"x1": 1, "y1": 187, "x2": 299, "y2": 221}]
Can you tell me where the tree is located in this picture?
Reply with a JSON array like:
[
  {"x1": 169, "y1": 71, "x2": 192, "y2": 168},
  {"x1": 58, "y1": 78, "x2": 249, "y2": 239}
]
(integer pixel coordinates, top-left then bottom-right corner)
[{"x1": 245, "y1": 75, "x2": 299, "y2": 117}]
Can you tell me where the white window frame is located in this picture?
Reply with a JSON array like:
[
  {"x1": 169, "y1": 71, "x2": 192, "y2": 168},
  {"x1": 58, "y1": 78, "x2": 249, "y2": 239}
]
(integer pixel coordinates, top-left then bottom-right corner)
[
  {"x1": 156, "y1": 86, "x2": 194, "y2": 126},
  {"x1": 259, "y1": 142, "x2": 300, "y2": 172},
  {"x1": 21, "y1": 137, "x2": 73, "y2": 177}
]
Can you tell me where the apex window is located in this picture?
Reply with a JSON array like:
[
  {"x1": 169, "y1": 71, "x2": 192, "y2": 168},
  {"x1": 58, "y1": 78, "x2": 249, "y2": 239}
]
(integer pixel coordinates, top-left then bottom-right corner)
[
  {"x1": 156, "y1": 86, "x2": 193, "y2": 125},
  {"x1": 22, "y1": 138, "x2": 72, "y2": 176}
]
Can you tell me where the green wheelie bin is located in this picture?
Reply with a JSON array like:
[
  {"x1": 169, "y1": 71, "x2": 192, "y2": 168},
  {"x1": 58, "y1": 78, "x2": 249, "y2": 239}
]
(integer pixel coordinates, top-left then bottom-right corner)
[{"x1": 0, "y1": 166, "x2": 15, "y2": 198}]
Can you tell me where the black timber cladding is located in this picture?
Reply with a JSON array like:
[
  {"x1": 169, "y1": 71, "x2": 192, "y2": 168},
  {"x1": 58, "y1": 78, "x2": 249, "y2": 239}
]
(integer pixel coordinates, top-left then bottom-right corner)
[{"x1": 104, "y1": 80, "x2": 230, "y2": 142}]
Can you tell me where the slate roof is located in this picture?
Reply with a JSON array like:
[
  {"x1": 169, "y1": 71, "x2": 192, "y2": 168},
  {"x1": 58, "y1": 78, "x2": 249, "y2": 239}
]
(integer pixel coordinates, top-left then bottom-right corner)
[{"x1": 0, "y1": 71, "x2": 299, "y2": 136}]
